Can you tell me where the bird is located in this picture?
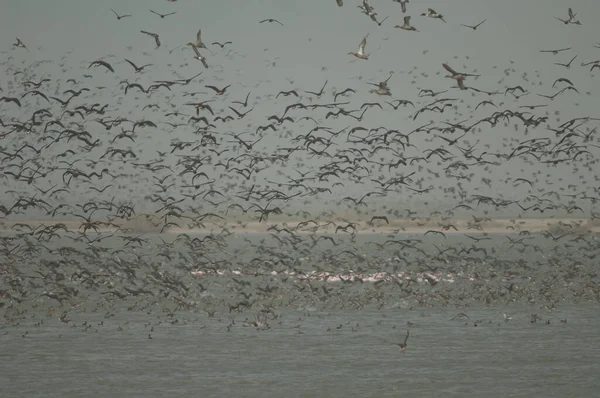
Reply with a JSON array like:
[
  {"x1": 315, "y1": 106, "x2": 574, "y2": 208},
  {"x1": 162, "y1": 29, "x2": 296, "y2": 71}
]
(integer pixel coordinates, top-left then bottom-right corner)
[
  {"x1": 212, "y1": 41, "x2": 232, "y2": 48},
  {"x1": 539, "y1": 47, "x2": 572, "y2": 54},
  {"x1": 205, "y1": 85, "x2": 231, "y2": 95},
  {"x1": 421, "y1": 8, "x2": 446, "y2": 23},
  {"x1": 140, "y1": 31, "x2": 161, "y2": 48},
  {"x1": 460, "y1": 19, "x2": 486, "y2": 30},
  {"x1": 150, "y1": 9, "x2": 177, "y2": 19},
  {"x1": 554, "y1": 55, "x2": 577, "y2": 69},
  {"x1": 88, "y1": 60, "x2": 115, "y2": 73},
  {"x1": 395, "y1": 330, "x2": 409, "y2": 353},
  {"x1": 110, "y1": 9, "x2": 132, "y2": 20},
  {"x1": 260, "y1": 19, "x2": 284, "y2": 26},
  {"x1": 442, "y1": 63, "x2": 478, "y2": 90},
  {"x1": 336, "y1": 0, "x2": 343, "y2": 6},
  {"x1": 395, "y1": 16, "x2": 418, "y2": 31},
  {"x1": 555, "y1": 8, "x2": 581, "y2": 25},
  {"x1": 348, "y1": 34, "x2": 369, "y2": 60},
  {"x1": 124, "y1": 59, "x2": 152, "y2": 73},
  {"x1": 13, "y1": 38, "x2": 28, "y2": 51}
]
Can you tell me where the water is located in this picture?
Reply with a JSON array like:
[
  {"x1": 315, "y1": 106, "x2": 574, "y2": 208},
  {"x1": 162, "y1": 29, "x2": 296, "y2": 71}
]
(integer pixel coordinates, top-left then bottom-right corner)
[{"x1": 2, "y1": 305, "x2": 598, "y2": 397}]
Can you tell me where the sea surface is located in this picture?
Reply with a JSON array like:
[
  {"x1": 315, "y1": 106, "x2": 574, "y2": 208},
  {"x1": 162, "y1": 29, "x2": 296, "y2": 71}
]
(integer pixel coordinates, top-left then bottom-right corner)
[
  {"x1": 2, "y1": 233, "x2": 600, "y2": 397},
  {"x1": 2, "y1": 305, "x2": 599, "y2": 397}
]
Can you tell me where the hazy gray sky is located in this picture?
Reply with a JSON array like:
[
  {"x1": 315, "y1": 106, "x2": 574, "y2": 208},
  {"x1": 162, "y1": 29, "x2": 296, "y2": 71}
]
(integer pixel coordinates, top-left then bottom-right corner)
[{"x1": 1, "y1": 0, "x2": 600, "y2": 220}]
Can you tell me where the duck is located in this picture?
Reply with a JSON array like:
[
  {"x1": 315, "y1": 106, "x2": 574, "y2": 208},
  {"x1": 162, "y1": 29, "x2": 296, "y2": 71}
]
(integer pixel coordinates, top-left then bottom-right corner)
[
  {"x1": 421, "y1": 8, "x2": 446, "y2": 23},
  {"x1": 395, "y1": 16, "x2": 418, "y2": 31},
  {"x1": 348, "y1": 34, "x2": 369, "y2": 60}
]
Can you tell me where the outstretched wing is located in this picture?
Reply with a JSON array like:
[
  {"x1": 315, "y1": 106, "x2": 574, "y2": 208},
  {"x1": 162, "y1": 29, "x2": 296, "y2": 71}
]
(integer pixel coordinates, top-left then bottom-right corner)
[{"x1": 442, "y1": 63, "x2": 457, "y2": 75}]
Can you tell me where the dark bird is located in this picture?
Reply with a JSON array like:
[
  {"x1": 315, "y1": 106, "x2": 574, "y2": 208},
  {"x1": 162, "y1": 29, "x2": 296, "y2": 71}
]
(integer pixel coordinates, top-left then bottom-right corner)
[
  {"x1": 141, "y1": 31, "x2": 161, "y2": 48},
  {"x1": 212, "y1": 41, "x2": 232, "y2": 48},
  {"x1": 554, "y1": 55, "x2": 577, "y2": 69},
  {"x1": 260, "y1": 19, "x2": 284, "y2": 26},
  {"x1": 305, "y1": 80, "x2": 328, "y2": 97},
  {"x1": 88, "y1": 60, "x2": 115, "y2": 73},
  {"x1": 13, "y1": 38, "x2": 28, "y2": 51},
  {"x1": 539, "y1": 47, "x2": 571, "y2": 54},
  {"x1": 150, "y1": 9, "x2": 177, "y2": 18},
  {"x1": 395, "y1": 330, "x2": 409, "y2": 353},
  {"x1": 460, "y1": 19, "x2": 486, "y2": 30},
  {"x1": 206, "y1": 85, "x2": 231, "y2": 95},
  {"x1": 110, "y1": 8, "x2": 132, "y2": 20},
  {"x1": 124, "y1": 59, "x2": 152, "y2": 73},
  {"x1": 0, "y1": 97, "x2": 21, "y2": 107}
]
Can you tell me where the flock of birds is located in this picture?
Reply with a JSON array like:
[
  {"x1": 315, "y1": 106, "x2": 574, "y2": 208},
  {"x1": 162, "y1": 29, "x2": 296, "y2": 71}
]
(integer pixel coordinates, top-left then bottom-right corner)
[{"x1": 1, "y1": 1, "x2": 600, "y2": 347}]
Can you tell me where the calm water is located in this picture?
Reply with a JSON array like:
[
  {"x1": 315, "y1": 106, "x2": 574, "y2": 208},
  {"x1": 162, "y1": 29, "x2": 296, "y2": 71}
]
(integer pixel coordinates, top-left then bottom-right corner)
[{"x1": 2, "y1": 305, "x2": 598, "y2": 397}]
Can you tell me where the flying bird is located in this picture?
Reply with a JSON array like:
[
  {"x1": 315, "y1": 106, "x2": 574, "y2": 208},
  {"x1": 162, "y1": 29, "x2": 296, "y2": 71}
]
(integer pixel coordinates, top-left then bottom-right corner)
[
  {"x1": 150, "y1": 9, "x2": 177, "y2": 19},
  {"x1": 88, "y1": 60, "x2": 115, "y2": 73},
  {"x1": 110, "y1": 9, "x2": 132, "y2": 20},
  {"x1": 555, "y1": 8, "x2": 581, "y2": 25},
  {"x1": 141, "y1": 31, "x2": 161, "y2": 48},
  {"x1": 260, "y1": 19, "x2": 284, "y2": 26},
  {"x1": 460, "y1": 19, "x2": 486, "y2": 30},
  {"x1": 348, "y1": 34, "x2": 369, "y2": 60}
]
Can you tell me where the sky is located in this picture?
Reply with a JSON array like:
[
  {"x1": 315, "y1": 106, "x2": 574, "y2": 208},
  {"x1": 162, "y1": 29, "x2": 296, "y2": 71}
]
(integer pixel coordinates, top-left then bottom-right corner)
[{"x1": 1, "y1": 0, "x2": 600, "y2": 221}]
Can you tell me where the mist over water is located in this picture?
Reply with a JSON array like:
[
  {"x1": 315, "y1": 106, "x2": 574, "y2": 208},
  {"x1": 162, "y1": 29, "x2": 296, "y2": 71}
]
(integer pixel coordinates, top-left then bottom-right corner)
[{"x1": 1, "y1": 1, "x2": 600, "y2": 396}]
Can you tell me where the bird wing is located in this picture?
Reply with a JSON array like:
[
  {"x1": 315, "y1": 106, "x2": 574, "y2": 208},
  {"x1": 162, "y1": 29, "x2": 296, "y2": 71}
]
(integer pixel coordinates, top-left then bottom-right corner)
[
  {"x1": 196, "y1": 29, "x2": 202, "y2": 42},
  {"x1": 124, "y1": 59, "x2": 137, "y2": 69},
  {"x1": 191, "y1": 45, "x2": 201, "y2": 57},
  {"x1": 442, "y1": 63, "x2": 457, "y2": 75},
  {"x1": 358, "y1": 35, "x2": 368, "y2": 54}
]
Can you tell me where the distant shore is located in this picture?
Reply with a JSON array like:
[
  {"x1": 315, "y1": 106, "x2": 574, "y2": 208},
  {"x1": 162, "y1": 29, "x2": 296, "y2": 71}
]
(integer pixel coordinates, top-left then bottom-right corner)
[{"x1": 1, "y1": 217, "x2": 598, "y2": 235}]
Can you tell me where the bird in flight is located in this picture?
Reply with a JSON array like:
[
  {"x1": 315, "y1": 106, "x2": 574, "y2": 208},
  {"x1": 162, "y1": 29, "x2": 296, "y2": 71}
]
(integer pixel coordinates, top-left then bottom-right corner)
[
  {"x1": 124, "y1": 59, "x2": 152, "y2": 73},
  {"x1": 442, "y1": 63, "x2": 478, "y2": 90},
  {"x1": 395, "y1": 330, "x2": 410, "y2": 353},
  {"x1": 421, "y1": 8, "x2": 446, "y2": 23},
  {"x1": 260, "y1": 19, "x2": 284, "y2": 26},
  {"x1": 13, "y1": 38, "x2": 28, "y2": 51},
  {"x1": 150, "y1": 9, "x2": 177, "y2": 19},
  {"x1": 348, "y1": 34, "x2": 369, "y2": 60},
  {"x1": 555, "y1": 8, "x2": 581, "y2": 25},
  {"x1": 460, "y1": 19, "x2": 486, "y2": 30},
  {"x1": 395, "y1": 16, "x2": 418, "y2": 31},
  {"x1": 110, "y1": 9, "x2": 132, "y2": 20},
  {"x1": 141, "y1": 31, "x2": 161, "y2": 48}
]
